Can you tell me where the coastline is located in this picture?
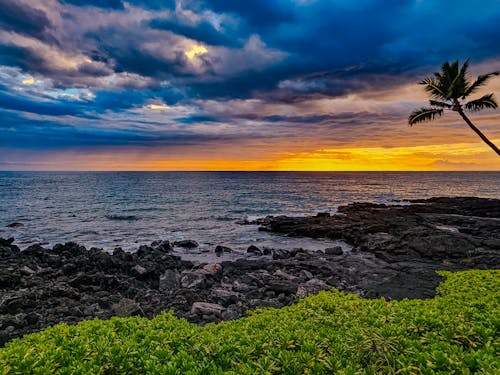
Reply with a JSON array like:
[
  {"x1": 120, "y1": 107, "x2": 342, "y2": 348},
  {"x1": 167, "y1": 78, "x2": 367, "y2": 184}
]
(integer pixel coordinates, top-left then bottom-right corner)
[{"x1": 1, "y1": 196, "x2": 499, "y2": 346}]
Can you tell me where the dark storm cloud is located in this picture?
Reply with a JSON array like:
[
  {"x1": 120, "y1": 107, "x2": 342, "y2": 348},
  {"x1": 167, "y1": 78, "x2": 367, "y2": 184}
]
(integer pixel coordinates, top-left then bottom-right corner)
[
  {"x1": 149, "y1": 18, "x2": 239, "y2": 48},
  {"x1": 0, "y1": 0, "x2": 52, "y2": 37}
]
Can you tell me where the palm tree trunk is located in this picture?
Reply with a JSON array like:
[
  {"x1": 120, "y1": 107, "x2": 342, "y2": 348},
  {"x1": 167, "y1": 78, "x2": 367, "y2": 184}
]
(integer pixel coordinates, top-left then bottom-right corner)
[{"x1": 457, "y1": 110, "x2": 500, "y2": 156}]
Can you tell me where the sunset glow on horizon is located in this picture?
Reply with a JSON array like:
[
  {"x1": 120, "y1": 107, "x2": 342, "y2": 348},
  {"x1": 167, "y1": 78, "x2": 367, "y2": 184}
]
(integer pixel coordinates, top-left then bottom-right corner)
[{"x1": 0, "y1": 0, "x2": 499, "y2": 171}]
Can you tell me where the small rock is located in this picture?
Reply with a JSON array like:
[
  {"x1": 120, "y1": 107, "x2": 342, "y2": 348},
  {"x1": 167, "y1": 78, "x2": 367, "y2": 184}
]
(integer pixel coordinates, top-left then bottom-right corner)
[
  {"x1": 174, "y1": 240, "x2": 199, "y2": 249},
  {"x1": 316, "y1": 212, "x2": 330, "y2": 218},
  {"x1": 151, "y1": 240, "x2": 173, "y2": 252},
  {"x1": 191, "y1": 302, "x2": 224, "y2": 316},
  {"x1": 180, "y1": 272, "x2": 206, "y2": 289},
  {"x1": 325, "y1": 246, "x2": 343, "y2": 255},
  {"x1": 211, "y1": 288, "x2": 239, "y2": 306},
  {"x1": 296, "y1": 278, "x2": 330, "y2": 298},
  {"x1": 19, "y1": 266, "x2": 36, "y2": 276},
  {"x1": 201, "y1": 263, "x2": 222, "y2": 276},
  {"x1": 247, "y1": 245, "x2": 263, "y2": 255},
  {"x1": 267, "y1": 280, "x2": 298, "y2": 294},
  {"x1": 215, "y1": 245, "x2": 232, "y2": 254},
  {"x1": 112, "y1": 298, "x2": 141, "y2": 317},
  {"x1": 221, "y1": 305, "x2": 240, "y2": 320},
  {"x1": 132, "y1": 265, "x2": 148, "y2": 276}
]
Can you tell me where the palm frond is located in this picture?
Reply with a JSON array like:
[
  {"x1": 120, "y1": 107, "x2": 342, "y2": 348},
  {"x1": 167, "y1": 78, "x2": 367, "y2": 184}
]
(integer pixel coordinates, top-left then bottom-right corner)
[
  {"x1": 408, "y1": 107, "x2": 444, "y2": 126},
  {"x1": 464, "y1": 93, "x2": 498, "y2": 112},
  {"x1": 429, "y1": 100, "x2": 452, "y2": 108},
  {"x1": 446, "y1": 60, "x2": 470, "y2": 99},
  {"x1": 464, "y1": 71, "x2": 499, "y2": 97},
  {"x1": 420, "y1": 78, "x2": 446, "y2": 100}
]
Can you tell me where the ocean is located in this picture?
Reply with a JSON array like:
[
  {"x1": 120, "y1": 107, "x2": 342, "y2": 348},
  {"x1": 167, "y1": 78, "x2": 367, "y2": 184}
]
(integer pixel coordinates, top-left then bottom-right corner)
[{"x1": 1, "y1": 171, "x2": 499, "y2": 258}]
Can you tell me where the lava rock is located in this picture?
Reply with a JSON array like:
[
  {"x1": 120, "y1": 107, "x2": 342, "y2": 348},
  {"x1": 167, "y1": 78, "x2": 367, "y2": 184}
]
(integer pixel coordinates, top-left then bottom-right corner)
[{"x1": 325, "y1": 246, "x2": 343, "y2": 255}]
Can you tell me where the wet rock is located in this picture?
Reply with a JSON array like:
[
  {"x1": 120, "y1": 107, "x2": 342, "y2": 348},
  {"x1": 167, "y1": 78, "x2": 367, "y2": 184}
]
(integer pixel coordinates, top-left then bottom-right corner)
[
  {"x1": 174, "y1": 240, "x2": 199, "y2": 249},
  {"x1": 0, "y1": 238, "x2": 15, "y2": 246},
  {"x1": 6, "y1": 223, "x2": 24, "y2": 228},
  {"x1": 215, "y1": 245, "x2": 232, "y2": 254},
  {"x1": 325, "y1": 246, "x2": 343, "y2": 256},
  {"x1": 151, "y1": 240, "x2": 173, "y2": 252},
  {"x1": 247, "y1": 245, "x2": 263, "y2": 255},
  {"x1": 316, "y1": 212, "x2": 330, "y2": 218}
]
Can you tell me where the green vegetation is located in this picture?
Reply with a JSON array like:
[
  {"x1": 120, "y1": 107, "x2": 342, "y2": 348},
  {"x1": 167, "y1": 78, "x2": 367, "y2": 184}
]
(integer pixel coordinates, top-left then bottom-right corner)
[{"x1": 1, "y1": 270, "x2": 499, "y2": 374}]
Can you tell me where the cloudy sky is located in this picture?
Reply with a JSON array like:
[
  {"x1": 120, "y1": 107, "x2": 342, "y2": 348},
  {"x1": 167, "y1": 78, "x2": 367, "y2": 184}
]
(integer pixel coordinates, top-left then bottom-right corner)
[{"x1": 0, "y1": 0, "x2": 499, "y2": 170}]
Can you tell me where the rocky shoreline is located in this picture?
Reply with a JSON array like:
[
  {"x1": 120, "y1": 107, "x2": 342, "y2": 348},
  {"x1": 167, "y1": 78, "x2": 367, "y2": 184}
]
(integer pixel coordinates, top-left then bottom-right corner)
[{"x1": 1, "y1": 196, "x2": 499, "y2": 346}]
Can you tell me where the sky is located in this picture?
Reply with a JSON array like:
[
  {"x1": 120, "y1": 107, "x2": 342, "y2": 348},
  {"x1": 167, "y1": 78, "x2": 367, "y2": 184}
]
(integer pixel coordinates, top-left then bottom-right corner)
[{"x1": 0, "y1": 0, "x2": 499, "y2": 171}]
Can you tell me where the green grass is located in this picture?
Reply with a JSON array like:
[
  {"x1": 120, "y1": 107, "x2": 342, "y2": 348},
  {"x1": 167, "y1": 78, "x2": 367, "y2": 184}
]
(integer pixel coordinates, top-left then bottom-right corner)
[{"x1": 1, "y1": 270, "x2": 499, "y2": 374}]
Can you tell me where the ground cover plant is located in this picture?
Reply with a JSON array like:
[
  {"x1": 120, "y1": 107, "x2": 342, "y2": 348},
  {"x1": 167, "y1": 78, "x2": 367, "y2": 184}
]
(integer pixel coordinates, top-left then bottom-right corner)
[{"x1": 1, "y1": 270, "x2": 498, "y2": 374}]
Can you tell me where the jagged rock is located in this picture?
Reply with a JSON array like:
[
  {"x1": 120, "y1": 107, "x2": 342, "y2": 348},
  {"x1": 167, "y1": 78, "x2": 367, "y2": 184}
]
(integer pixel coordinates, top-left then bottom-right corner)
[
  {"x1": 132, "y1": 265, "x2": 148, "y2": 276},
  {"x1": 159, "y1": 269, "x2": 180, "y2": 291},
  {"x1": 180, "y1": 271, "x2": 206, "y2": 289}
]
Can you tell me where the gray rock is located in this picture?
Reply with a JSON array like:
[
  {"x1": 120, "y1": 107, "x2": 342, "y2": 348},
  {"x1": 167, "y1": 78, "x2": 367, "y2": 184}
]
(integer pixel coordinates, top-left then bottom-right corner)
[
  {"x1": 180, "y1": 271, "x2": 206, "y2": 289},
  {"x1": 132, "y1": 265, "x2": 148, "y2": 276},
  {"x1": 221, "y1": 305, "x2": 240, "y2": 320},
  {"x1": 200, "y1": 263, "x2": 222, "y2": 276},
  {"x1": 112, "y1": 298, "x2": 141, "y2": 317},
  {"x1": 159, "y1": 269, "x2": 180, "y2": 291},
  {"x1": 191, "y1": 302, "x2": 224, "y2": 316},
  {"x1": 211, "y1": 288, "x2": 239, "y2": 306},
  {"x1": 296, "y1": 278, "x2": 330, "y2": 298}
]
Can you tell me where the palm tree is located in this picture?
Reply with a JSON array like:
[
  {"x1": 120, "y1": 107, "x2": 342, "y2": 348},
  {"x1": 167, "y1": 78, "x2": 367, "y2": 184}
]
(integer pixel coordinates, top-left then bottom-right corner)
[{"x1": 408, "y1": 60, "x2": 499, "y2": 156}]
